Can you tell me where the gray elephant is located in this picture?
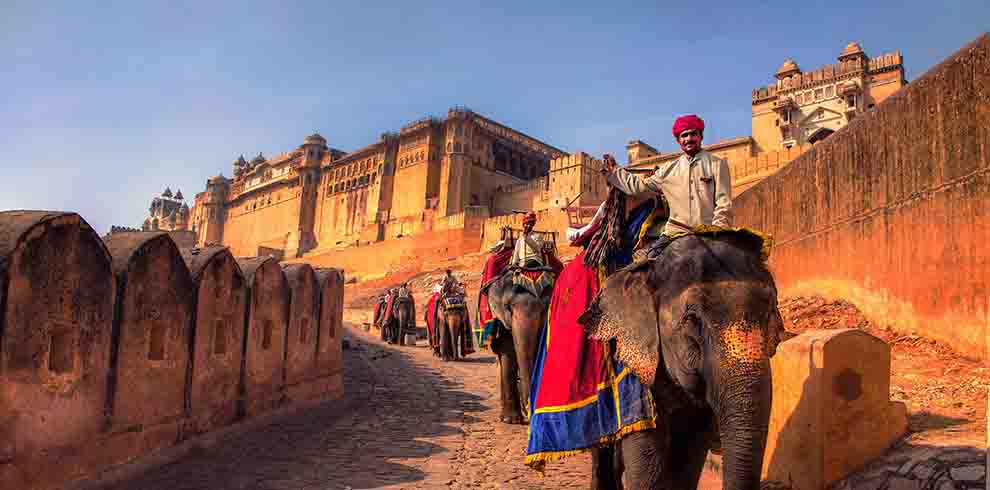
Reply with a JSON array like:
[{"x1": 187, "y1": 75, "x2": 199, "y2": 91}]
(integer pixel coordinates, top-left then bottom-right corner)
[
  {"x1": 484, "y1": 268, "x2": 556, "y2": 424},
  {"x1": 580, "y1": 231, "x2": 785, "y2": 490}
]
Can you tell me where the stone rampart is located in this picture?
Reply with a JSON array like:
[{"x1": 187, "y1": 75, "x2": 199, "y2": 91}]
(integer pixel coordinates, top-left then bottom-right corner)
[
  {"x1": 734, "y1": 34, "x2": 990, "y2": 361},
  {"x1": 297, "y1": 226, "x2": 482, "y2": 280},
  {"x1": 0, "y1": 211, "x2": 345, "y2": 490}
]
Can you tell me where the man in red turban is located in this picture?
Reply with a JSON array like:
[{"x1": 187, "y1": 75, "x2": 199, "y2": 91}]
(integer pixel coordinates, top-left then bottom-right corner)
[
  {"x1": 513, "y1": 212, "x2": 546, "y2": 268},
  {"x1": 600, "y1": 114, "x2": 733, "y2": 258}
]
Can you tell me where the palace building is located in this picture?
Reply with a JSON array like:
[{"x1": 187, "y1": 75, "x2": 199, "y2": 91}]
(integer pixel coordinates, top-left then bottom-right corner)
[
  {"x1": 626, "y1": 42, "x2": 905, "y2": 193},
  {"x1": 180, "y1": 108, "x2": 608, "y2": 259},
  {"x1": 134, "y1": 42, "x2": 906, "y2": 260}
]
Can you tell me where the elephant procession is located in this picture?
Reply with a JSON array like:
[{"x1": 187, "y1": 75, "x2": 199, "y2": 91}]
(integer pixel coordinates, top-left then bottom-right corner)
[{"x1": 368, "y1": 117, "x2": 786, "y2": 490}]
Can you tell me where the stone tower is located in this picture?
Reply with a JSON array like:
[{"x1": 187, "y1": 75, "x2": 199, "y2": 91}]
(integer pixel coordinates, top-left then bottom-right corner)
[
  {"x1": 198, "y1": 174, "x2": 229, "y2": 247},
  {"x1": 143, "y1": 187, "x2": 190, "y2": 232},
  {"x1": 287, "y1": 132, "x2": 327, "y2": 258},
  {"x1": 438, "y1": 107, "x2": 474, "y2": 217},
  {"x1": 546, "y1": 152, "x2": 607, "y2": 209}
]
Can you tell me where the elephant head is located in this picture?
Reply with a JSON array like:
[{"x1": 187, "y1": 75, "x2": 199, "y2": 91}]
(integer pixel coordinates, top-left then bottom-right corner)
[
  {"x1": 486, "y1": 275, "x2": 548, "y2": 419},
  {"x1": 581, "y1": 233, "x2": 784, "y2": 490}
]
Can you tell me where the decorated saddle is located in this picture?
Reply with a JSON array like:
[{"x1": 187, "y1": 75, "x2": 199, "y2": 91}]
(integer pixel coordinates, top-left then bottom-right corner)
[
  {"x1": 524, "y1": 196, "x2": 663, "y2": 469},
  {"x1": 476, "y1": 245, "x2": 563, "y2": 350}
]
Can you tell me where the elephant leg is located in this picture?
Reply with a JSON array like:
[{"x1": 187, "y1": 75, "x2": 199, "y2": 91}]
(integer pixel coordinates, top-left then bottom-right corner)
[
  {"x1": 667, "y1": 416, "x2": 712, "y2": 489},
  {"x1": 441, "y1": 320, "x2": 452, "y2": 361},
  {"x1": 452, "y1": 319, "x2": 461, "y2": 361},
  {"x1": 618, "y1": 427, "x2": 671, "y2": 490},
  {"x1": 591, "y1": 445, "x2": 621, "y2": 490},
  {"x1": 493, "y1": 334, "x2": 523, "y2": 424}
]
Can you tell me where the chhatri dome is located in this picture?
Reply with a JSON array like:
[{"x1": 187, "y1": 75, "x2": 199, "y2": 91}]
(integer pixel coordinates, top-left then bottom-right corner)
[{"x1": 775, "y1": 58, "x2": 801, "y2": 79}]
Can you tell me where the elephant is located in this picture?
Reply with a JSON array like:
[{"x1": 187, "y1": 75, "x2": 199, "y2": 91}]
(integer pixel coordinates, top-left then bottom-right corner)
[
  {"x1": 439, "y1": 298, "x2": 467, "y2": 362},
  {"x1": 389, "y1": 296, "x2": 414, "y2": 346},
  {"x1": 579, "y1": 232, "x2": 785, "y2": 490},
  {"x1": 484, "y1": 268, "x2": 555, "y2": 424}
]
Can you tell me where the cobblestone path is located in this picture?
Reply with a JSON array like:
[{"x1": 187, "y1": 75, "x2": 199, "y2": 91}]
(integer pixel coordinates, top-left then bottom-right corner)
[
  {"x1": 95, "y1": 324, "x2": 985, "y2": 490},
  {"x1": 98, "y1": 325, "x2": 593, "y2": 490}
]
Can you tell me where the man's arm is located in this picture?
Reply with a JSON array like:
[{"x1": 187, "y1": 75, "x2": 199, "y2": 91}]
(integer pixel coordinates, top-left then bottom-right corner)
[
  {"x1": 712, "y1": 157, "x2": 733, "y2": 227},
  {"x1": 601, "y1": 154, "x2": 665, "y2": 198},
  {"x1": 607, "y1": 167, "x2": 665, "y2": 198}
]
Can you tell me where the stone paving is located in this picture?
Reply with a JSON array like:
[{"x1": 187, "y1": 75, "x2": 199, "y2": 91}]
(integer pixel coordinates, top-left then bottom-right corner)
[{"x1": 95, "y1": 324, "x2": 986, "y2": 490}]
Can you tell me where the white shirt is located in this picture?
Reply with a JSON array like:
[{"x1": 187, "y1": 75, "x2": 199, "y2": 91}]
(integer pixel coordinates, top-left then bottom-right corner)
[
  {"x1": 511, "y1": 232, "x2": 544, "y2": 266},
  {"x1": 607, "y1": 150, "x2": 733, "y2": 235}
]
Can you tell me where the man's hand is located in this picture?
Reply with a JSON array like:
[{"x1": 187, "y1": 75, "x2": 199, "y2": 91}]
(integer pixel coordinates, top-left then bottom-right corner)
[{"x1": 601, "y1": 154, "x2": 618, "y2": 175}]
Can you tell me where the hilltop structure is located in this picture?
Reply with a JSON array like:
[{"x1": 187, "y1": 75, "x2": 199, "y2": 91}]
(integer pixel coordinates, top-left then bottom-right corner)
[
  {"x1": 626, "y1": 42, "x2": 905, "y2": 193},
  {"x1": 143, "y1": 42, "x2": 906, "y2": 260},
  {"x1": 182, "y1": 108, "x2": 607, "y2": 258},
  {"x1": 140, "y1": 187, "x2": 190, "y2": 232}
]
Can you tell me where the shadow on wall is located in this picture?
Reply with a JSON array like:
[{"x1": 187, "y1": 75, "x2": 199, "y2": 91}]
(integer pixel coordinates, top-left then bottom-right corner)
[{"x1": 0, "y1": 210, "x2": 346, "y2": 490}]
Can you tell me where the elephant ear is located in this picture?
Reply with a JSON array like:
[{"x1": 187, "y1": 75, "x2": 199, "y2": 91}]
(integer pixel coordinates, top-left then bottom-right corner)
[{"x1": 579, "y1": 261, "x2": 660, "y2": 387}]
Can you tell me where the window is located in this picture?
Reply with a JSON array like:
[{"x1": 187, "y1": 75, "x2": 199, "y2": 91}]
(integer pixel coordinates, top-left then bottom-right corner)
[
  {"x1": 814, "y1": 88, "x2": 824, "y2": 100},
  {"x1": 847, "y1": 95, "x2": 856, "y2": 108},
  {"x1": 825, "y1": 85, "x2": 834, "y2": 97},
  {"x1": 796, "y1": 94, "x2": 803, "y2": 104}
]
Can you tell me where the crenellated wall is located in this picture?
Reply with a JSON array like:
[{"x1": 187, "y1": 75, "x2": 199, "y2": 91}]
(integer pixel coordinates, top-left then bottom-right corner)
[
  {"x1": 734, "y1": 34, "x2": 990, "y2": 361},
  {"x1": 0, "y1": 211, "x2": 346, "y2": 490}
]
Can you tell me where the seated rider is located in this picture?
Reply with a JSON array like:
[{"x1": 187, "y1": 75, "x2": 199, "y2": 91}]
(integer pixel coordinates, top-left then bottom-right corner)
[
  {"x1": 601, "y1": 114, "x2": 734, "y2": 258},
  {"x1": 441, "y1": 269, "x2": 460, "y2": 295},
  {"x1": 511, "y1": 212, "x2": 552, "y2": 269}
]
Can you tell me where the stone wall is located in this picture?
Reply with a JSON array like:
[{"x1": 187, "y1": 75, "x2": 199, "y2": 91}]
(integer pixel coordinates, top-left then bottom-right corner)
[
  {"x1": 734, "y1": 34, "x2": 990, "y2": 361},
  {"x1": 0, "y1": 211, "x2": 345, "y2": 490},
  {"x1": 296, "y1": 226, "x2": 483, "y2": 280},
  {"x1": 223, "y1": 187, "x2": 303, "y2": 257}
]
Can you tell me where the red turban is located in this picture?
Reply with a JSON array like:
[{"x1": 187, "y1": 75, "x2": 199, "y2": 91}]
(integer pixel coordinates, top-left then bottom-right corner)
[
  {"x1": 672, "y1": 115, "x2": 705, "y2": 138},
  {"x1": 523, "y1": 212, "x2": 537, "y2": 226}
]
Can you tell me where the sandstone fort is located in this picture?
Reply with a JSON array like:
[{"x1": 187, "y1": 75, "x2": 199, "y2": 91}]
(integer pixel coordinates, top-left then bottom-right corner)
[{"x1": 3, "y1": 30, "x2": 988, "y2": 490}]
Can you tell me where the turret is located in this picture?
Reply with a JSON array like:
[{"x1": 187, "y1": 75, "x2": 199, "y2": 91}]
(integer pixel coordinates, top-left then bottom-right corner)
[{"x1": 301, "y1": 132, "x2": 327, "y2": 168}]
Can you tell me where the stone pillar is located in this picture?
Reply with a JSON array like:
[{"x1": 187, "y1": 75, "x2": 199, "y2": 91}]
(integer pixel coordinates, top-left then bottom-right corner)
[
  {"x1": 0, "y1": 211, "x2": 115, "y2": 490},
  {"x1": 103, "y1": 232, "x2": 194, "y2": 460},
  {"x1": 761, "y1": 329, "x2": 908, "y2": 489},
  {"x1": 236, "y1": 257, "x2": 289, "y2": 417},
  {"x1": 181, "y1": 246, "x2": 246, "y2": 434}
]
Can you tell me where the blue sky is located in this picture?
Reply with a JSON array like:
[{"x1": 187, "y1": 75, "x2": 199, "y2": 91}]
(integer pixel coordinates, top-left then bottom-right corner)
[{"x1": 2, "y1": 1, "x2": 987, "y2": 234}]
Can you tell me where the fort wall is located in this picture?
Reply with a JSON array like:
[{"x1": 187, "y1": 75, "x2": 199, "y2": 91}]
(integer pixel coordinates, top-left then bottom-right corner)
[
  {"x1": 734, "y1": 34, "x2": 990, "y2": 361},
  {"x1": 0, "y1": 212, "x2": 345, "y2": 490},
  {"x1": 224, "y1": 187, "x2": 303, "y2": 257}
]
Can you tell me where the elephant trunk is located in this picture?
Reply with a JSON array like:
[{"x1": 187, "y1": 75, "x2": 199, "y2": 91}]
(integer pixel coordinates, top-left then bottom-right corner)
[
  {"x1": 714, "y1": 365, "x2": 772, "y2": 490},
  {"x1": 512, "y1": 301, "x2": 545, "y2": 418}
]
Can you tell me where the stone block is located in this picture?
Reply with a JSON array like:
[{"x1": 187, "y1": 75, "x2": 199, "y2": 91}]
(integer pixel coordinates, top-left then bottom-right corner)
[
  {"x1": 0, "y1": 211, "x2": 116, "y2": 490},
  {"x1": 103, "y1": 232, "x2": 193, "y2": 446},
  {"x1": 315, "y1": 268, "x2": 344, "y2": 387},
  {"x1": 236, "y1": 257, "x2": 289, "y2": 417},
  {"x1": 281, "y1": 263, "x2": 320, "y2": 403},
  {"x1": 182, "y1": 246, "x2": 246, "y2": 434},
  {"x1": 761, "y1": 329, "x2": 907, "y2": 489}
]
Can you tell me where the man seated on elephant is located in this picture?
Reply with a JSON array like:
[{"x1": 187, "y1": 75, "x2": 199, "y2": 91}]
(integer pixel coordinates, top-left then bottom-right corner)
[
  {"x1": 601, "y1": 114, "x2": 734, "y2": 258},
  {"x1": 511, "y1": 212, "x2": 552, "y2": 268}
]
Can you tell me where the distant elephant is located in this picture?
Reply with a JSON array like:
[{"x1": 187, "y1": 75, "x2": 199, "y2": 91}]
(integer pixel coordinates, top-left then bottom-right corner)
[
  {"x1": 439, "y1": 292, "x2": 471, "y2": 362},
  {"x1": 484, "y1": 268, "x2": 556, "y2": 424},
  {"x1": 390, "y1": 296, "x2": 414, "y2": 346},
  {"x1": 580, "y1": 232, "x2": 784, "y2": 490}
]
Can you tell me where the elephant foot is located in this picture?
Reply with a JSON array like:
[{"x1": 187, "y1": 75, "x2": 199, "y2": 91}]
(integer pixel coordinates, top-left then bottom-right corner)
[{"x1": 499, "y1": 413, "x2": 525, "y2": 425}]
